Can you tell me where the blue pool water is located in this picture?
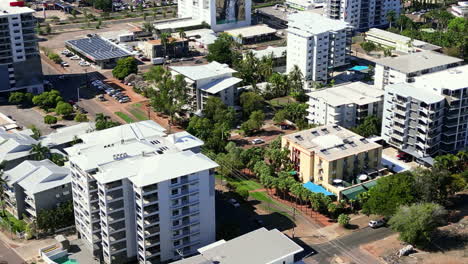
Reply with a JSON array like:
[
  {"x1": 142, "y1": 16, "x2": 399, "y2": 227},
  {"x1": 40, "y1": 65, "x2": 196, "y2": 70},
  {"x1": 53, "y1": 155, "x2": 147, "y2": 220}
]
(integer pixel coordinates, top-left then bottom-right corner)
[
  {"x1": 53, "y1": 256, "x2": 79, "y2": 264},
  {"x1": 349, "y1": 65, "x2": 369, "y2": 71}
]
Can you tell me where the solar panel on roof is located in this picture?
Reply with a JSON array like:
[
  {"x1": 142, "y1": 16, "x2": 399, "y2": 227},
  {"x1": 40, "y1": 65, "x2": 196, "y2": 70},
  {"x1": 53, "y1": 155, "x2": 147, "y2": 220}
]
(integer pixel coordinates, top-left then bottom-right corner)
[{"x1": 66, "y1": 37, "x2": 131, "y2": 61}]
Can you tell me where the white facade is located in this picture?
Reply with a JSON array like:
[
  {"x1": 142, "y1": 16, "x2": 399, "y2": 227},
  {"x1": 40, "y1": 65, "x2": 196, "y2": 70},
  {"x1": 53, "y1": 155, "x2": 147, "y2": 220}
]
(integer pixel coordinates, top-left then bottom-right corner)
[
  {"x1": 177, "y1": 0, "x2": 251, "y2": 31},
  {"x1": 0, "y1": 2, "x2": 43, "y2": 93},
  {"x1": 374, "y1": 51, "x2": 463, "y2": 90},
  {"x1": 170, "y1": 62, "x2": 241, "y2": 112},
  {"x1": 286, "y1": 12, "x2": 352, "y2": 88},
  {"x1": 451, "y1": 1, "x2": 468, "y2": 18},
  {"x1": 307, "y1": 82, "x2": 384, "y2": 128},
  {"x1": 325, "y1": 0, "x2": 401, "y2": 31},
  {"x1": 365, "y1": 28, "x2": 441, "y2": 54},
  {"x1": 286, "y1": 0, "x2": 325, "y2": 10},
  {"x1": 382, "y1": 65, "x2": 468, "y2": 163},
  {"x1": 67, "y1": 121, "x2": 217, "y2": 264}
]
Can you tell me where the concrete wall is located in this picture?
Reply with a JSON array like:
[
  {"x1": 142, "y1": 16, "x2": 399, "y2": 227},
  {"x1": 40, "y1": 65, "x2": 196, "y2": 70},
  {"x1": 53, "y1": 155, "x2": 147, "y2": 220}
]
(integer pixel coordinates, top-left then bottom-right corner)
[{"x1": 34, "y1": 183, "x2": 72, "y2": 214}]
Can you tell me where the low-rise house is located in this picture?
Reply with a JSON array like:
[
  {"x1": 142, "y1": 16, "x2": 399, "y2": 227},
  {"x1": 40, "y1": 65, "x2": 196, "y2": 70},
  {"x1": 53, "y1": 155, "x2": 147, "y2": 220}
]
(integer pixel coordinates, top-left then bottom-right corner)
[
  {"x1": 139, "y1": 38, "x2": 189, "y2": 60},
  {"x1": 170, "y1": 62, "x2": 242, "y2": 112},
  {"x1": 170, "y1": 227, "x2": 303, "y2": 264},
  {"x1": 365, "y1": 28, "x2": 442, "y2": 54},
  {"x1": 282, "y1": 125, "x2": 385, "y2": 198},
  {"x1": 3, "y1": 159, "x2": 72, "y2": 220},
  {"x1": 40, "y1": 122, "x2": 95, "y2": 152},
  {"x1": 0, "y1": 129, "x2": 38, "y2": 169},
  {"x1": 307, "y1": 82, "x2": 384, "y2": 128},
  {"x1": 451, "y1": 1, "x2": 468, "y2": 18}
]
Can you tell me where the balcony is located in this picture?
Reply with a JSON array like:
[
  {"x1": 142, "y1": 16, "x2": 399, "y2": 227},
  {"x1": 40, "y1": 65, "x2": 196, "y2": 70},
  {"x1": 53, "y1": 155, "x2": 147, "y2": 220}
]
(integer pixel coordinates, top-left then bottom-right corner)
[
  {"x1": 144, "y1": 225, "x2": 160, "y2": 237},
  {"x1": 173, "y1": 228, "x2": 200, "y2": 240},
  {"x1": 142, "y1": 184, "x2": 158, "y2": 193},
  {"x1": 171, "y1": 178, "x2": 198, "y2": 188},
  {"x1": 25, "y1": 206, "x2": 36, "y2": 217},
  {"x1": 144, "y1": 204, "x2": 159, "y2": 216},
  {"x1": 144, "y1": 216, "x2": 160, "y2": 227},
  {"x1": 90, "y1": 192, "x2": 98, "y2": 202},
  {"x1": 105, "y1": 181, "x2": 123, "y2": 190},
  {"x1": 145, "y1": 237, "x2": 160, "y2": 247},
  {"x1": 143, "y1": 195, "x2": 158, "y2": 205},
  {"x1": 107, "y1": 200, "x2": 124, "y2": 212},
  {"x1": 109, "y1": 221, "x2": 126, "y2": 233},
  {"x1": 109, "y1": 231, "x2": 126, "y2": 243},
  {"x1": 145, "y1": 246, "x2": 161, "y2": 257},
  {"x1": 107, "y1": 211, "x2": 125, "y2": 223},
  {"x1": 172, "y1": 199, "x2": 199, "y2": 210},
  {"x1": 171, "y1": 188, "x2": 198, "y2": 199},
  {"x1": 110, "y1": 241, "x2": 126, "y2": 253},
  {"x1": 106, "y1": 189, "x2": 123, "y2": 201}
]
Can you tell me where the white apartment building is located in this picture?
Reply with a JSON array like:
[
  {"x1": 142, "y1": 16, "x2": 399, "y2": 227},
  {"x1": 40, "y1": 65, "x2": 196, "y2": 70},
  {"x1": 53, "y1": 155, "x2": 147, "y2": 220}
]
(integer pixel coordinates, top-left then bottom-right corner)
[
  {"x1": 286, "y1": 0, "x2": 325, "y2": 10},
  {"x1": 451, "y1": 1, "x2": 468, "y2": 18},
  {"x1": 365, "y1": 28, "x2": 441, "y2": 54},
  {"x1": 374, "y1": 51, "x2": 463, "y2": 90},
  {"x1": 307, "y1": 82, "x2": 384, "y2": 128},
  {"x1": 286, "y1": 12, "x2": 352, "y2": 88},
  {"x1": 170, "y1": 62, "x2": 241, "y2": 113},
  {"x1": 382, "y1": 65, "x2": 468, "y2": 164},
  {"x1": 325, "y1": 0, "x2": 401, "y2": 31},
  {"x1": 66, "y1": 121, "x2": 218, "y2": 264},
  {"x1": 3, "y1": 159, "x2": 72, "y2": 220},
  {"x1": 171, "y1": 228, "x2": 304, "y2": 264},
  {"x1": 0, "y1": 1, "x2": 43, "y2": 93},
  {"x1": 177, "y1": 0, "x2": 251, "y2": 31}
]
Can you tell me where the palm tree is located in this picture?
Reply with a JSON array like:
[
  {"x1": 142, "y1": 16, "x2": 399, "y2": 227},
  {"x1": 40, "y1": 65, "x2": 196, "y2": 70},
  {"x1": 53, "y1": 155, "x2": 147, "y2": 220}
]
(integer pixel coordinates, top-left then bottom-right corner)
[
  {"x1": 95, "y1": 113, "x2": 110, "y2": 123},
  {"x1": 0, "y1": 171, "x2": 7, "y2": 215},
  {"x1": 160, "y1": 32, "x2": 170, "y2": 58},
  {"x1": 143, "y1": 22, "x2": 155, "y2": 36},
  {"x1": 386, "y1": 10, "x2": 396, "y2": 28},
  {"x1": 178, "y1": 29, "x2": 187, "y2": 50},
  {"x1": 30, "y1": 143, "x2": 51, "y2": 160},
  {"x1": 288, "y1": 65, "x2": 304, "y2": 94}
]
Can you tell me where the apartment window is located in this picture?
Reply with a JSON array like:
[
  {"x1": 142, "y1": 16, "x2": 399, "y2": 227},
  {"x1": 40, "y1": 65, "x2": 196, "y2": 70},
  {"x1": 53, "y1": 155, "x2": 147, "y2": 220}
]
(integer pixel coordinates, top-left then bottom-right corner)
[
  {"x1": 172, "y1": 220, "x2": 179, "y2": 226},
  {"x1": 14, "y1": 30, "x2": 20, "y2": 33},
  {"x1": 171, "y1": 178, "x2": 178, "y2": 184},
  {"x1": 171, "y1": 189, "x2": 179, "y2": 195},
  {"x1": 172, "y1": 210, "x2": 179, "y2": 216},
  {"x1": 174, "y1": 241, "x2": 180, "y2": 246}
]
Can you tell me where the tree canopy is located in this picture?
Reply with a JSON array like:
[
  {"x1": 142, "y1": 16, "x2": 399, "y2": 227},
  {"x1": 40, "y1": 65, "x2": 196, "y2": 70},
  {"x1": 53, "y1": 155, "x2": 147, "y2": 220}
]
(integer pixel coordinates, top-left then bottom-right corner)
[
  {"x1": 239, "y1": 92, "x2": 264, "y2": 118},
  {"x1": 206, "y1": 33, "x2": 240, "y2": 66},
  {"x1": 112, "y1": 57, "x2": 138, "y2": 80},
  {"x1": 351, "y1": 115, "x2": 381, "y2": 138},
  {"x1": 32, "y1": 90, "x2": 63, "y2": 110}
]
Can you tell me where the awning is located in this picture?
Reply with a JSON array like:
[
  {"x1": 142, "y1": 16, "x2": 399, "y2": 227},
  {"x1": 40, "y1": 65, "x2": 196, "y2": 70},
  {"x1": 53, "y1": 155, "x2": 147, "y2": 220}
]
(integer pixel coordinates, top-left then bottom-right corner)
[
  {"x1": 362, "y1": 180, "x2": 377, "y2": 190},
  {"x1": 341, "y1": 185, "x2": 366, "y2": 200},
  {"x1": 303, "y1": 182, "x2": 334, "y2": 196}
]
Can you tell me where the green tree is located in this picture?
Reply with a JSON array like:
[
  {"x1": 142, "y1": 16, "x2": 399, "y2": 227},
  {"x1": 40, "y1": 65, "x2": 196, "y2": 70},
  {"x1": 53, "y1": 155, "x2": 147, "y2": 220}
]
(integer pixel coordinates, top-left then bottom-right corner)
[
  {"x1": 74, "y1": 113, "x2": 88, "y2": 122},
  {"x1": 206, "y1": 33, "x2": 240, "y2": 65},
  {"x1": 93, "y1": 0, "x2": 112, "y2": 11},
  {"x1": 95, "y1": 113, "x2": 120, "y2": 130},
  {"x1": 32, "y1": 90, "x2": 63, "y2": 110},
  {"x1": 268, "y1": 72, "x2": 288, "y2": 98},
  {"x1": 386, "y1": 10, "x2": 396, "y2": 28},
  {"x1": 413, "y1": 168, "x2": 466, "y2": 204},
  {"x1": 112, "y1": 57, "x2": 138, "y2": 80},
  {"x1": 55, "y1": 102, "x2": 73, "y2": 117},
  {"x1": 48, "y1": 53, "x2": 62, "y2": 64},
  {"x1": 360, "y1": 42, "x2": 377, "y2": 53},
  {"x1": 71, "y1": 9, "x2": 77, "y2": 19},
  {"x1": 264, "y1": 137, "x2": 292, "y2": 172},
  {"x1": 273, "y1": 109, "x2": 287, "y2": 124},
  {"x1": 96, "y1": 19, "x2": 102, "y2": 29},
  {"x1": 239, "y1": 92, "x2": 264, "y2": 118},
  {"x1": 8, "y1": 92, "x2": 24, "y2": 105},
  {"x1": 178, "y1": 29, "x2": 187, "y2": 49},
  {"x1": 29, "y1": 143, "x2": 51, "y2": 160},
  {"x1": 351, "y1": 115, "x2": 381, "y2": 137},
  {"x1": 240, "y1": 110, "x2": 265, "y2": 136},
  {"x1": 142, "y1": 22, "x2": 155, "y2": 36},
  {"x1": 30, "y1": 125, "x2": 41, "y2": 140},
  {"x1": 362, "y1": 172, "x2": 416, "y2": 217},
  {"x1": 389, "y1": 203, "x2": 447, "y2": 248},
  {"x1": 288, "y1": 65, "x2": 305, "y2": 102},
  {"x1": 45, "y1": 23, "x2": 51, "y2": 35},
  {"x1": 240, "y1": 147, "x2": 265, "y2": 170},
  {"x1": 50, "y1": 153, "x2": 66, "y2": 166},
  {"x1": 0, "y1": 171, "x2": 7, "y2": 215},
  {"x1": 44, "y1": 115, "x2": 57, "y2": 125},
  {"x1": 338, "y1": 214, "x2": 350, "y2": 227},
  {"x1": 159, "y1": 32, "x2": 171, "y2": 57}
]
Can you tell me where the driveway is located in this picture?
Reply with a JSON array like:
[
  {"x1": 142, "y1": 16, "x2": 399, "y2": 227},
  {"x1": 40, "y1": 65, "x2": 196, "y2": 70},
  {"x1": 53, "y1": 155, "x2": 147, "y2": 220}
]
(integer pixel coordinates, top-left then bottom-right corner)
[
  {"x1": 0, "y1": 239, "x2": 24, "y2": 264},
  {"x1": 0, "y1": 105, "x2": 54, "y2": 135}
]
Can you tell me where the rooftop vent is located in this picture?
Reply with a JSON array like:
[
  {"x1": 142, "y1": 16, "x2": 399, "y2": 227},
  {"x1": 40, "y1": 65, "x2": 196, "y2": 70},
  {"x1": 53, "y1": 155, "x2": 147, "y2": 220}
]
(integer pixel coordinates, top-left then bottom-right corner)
[
  {"x1": 295, "y1": 135, "x2": 304, "y2": 141},
  {"x1": 360, "y1": 138, "x2": 369, "y2": 144}
]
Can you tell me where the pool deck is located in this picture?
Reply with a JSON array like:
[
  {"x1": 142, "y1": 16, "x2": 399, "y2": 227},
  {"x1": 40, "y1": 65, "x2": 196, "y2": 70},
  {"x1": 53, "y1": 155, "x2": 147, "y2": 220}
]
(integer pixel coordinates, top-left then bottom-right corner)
[{"x1": 66, "y1": 239, "x2": 99, "y2": 264}]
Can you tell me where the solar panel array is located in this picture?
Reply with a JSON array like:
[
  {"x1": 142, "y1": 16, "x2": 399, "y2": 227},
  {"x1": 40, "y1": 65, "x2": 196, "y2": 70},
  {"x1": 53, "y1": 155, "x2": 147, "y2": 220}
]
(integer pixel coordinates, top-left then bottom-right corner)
[{"x1": 65, "y1": 36, "x2": 131, "y2": 61}]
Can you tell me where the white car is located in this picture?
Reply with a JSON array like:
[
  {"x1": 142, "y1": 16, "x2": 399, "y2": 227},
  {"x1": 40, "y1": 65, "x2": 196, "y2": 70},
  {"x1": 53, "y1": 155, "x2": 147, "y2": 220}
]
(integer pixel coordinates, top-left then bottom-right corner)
[
  {"x1": 79, "y1": 61, "x2": 90, "y2": 66},
  {"x1": 228, "y1": 198, "x2": 240, "y2": 208},
  {"x1": 61, "y1": 50, "x2": 70, "y2": 55},
  {"x1": 60, "y1": 62, "x2": 69, "y2": 67},
  {"x1": 369, "y1": 219, "x2": 385, "y2": 228},
  {"x1": 70, "y1": 55, "x2": 81, "y2": 60},
  {"x1": 251, "y1": 138, "x2": 265, "y2": 145}
]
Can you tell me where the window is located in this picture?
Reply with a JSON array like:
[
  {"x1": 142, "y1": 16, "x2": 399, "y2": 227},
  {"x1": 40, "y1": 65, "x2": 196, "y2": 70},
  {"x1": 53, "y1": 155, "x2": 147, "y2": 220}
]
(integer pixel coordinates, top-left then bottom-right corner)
[
  {"x1": 171, "y1": 178, "x2": 178, "y2": 184},
  {"x1": 171, "y1": 189, "x2": 179, "y2": 195}
]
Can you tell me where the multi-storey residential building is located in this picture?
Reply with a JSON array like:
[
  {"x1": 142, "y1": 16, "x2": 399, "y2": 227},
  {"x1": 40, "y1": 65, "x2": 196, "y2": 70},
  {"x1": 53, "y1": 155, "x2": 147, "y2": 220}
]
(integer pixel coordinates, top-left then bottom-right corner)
[
  {"x1": 0, "y1": 1, "x2": 44, "y2": 93},
  {"x1": 374, "y1": 51, "x2": 463, "y2": 90},
  {"x1": 286, "y1": 12, "x2": 352, "y2": 88},
  {"x1": 282, "y1": 125, "x2": 384, "y2": 196},
  {"x1": 286, "y1": 0, "x2": 325, "y2": 10},
  {"x1": 365, "y1": 28, "x2": 441, "y2": 54},
  {"x1": 3, "y1": 159, "x2": 71, "y2": 220},
  {"x1": 382, "y1": 65, "x2": 468, "y2": 164},
  {"x1": 0, "y1": 128, "x2": 38, "y2": 169},
  {"x1": 171, "y1": 228, "x2": 304, "y2": 264},
  {"x1": 307, "y1": 82, "x2": 384, "y2": 128},
  {"x1": 451, "y1": 1, "x2": 468, "y2": 18},
  {"x1": 325, "y1": 0, "x2": 401, "y2": 31},
  {"x1": 170, "y1": 62, "x2": 241, "y2": 112},
  {"x1": 66, "y1": 121, "x2": 218, "y2": 264},
  {"x1": 177, "y1": 0, "x2": 251, "y2": 31}
]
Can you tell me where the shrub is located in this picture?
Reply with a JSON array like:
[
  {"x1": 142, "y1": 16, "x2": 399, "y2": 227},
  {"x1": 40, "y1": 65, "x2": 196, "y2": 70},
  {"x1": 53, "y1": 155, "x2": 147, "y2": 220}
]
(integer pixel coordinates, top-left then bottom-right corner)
[
  {"x1": 44, "y1": 115, "x2": 57, "y2": 125},
  {"x1": 74, "y1": 113, "x2": 88, "y2": 122},
  {"x1": 236, "y1": 187, "x2": 250, "y2": 201},
  {"x1": 55, "y1": 102, "x2": 73, "y2": 116},
  {"x1": 338, "y1": 214, "x2": 350, "y2": 227},
  {"x1": 48, "y1": 53, "x2": 62, "y2": 64}
]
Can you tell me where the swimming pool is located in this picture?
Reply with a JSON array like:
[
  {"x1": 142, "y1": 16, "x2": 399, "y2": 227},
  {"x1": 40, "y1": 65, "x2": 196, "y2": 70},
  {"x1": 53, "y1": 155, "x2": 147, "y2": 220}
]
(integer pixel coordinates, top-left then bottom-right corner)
[
  {"x1": 53, "y1": 256, "x2": 79, "y2": 264},
  {"x1": 348, "y1": 65, "x2": 369, "y2": 71}
]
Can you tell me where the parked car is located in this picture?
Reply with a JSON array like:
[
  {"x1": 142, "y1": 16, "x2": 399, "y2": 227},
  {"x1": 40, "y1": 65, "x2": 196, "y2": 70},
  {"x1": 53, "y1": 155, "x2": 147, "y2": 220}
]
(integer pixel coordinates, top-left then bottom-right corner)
[
  {"x1": 70, "y1": 55, "x2": 81, "y2": 60},
  {"x1": 119, "y1": 97, "x2": 130, "y2": 103},
  {"x1": 98, "y1": 95, "x2": 106, "y2": 101},
  {"x1": 369, "y1": 219, "x2": 386, "y2": 228},
  {"x1": 228, "y1": 198, "x2": 240, "y2": 208},
  {"x1": 79, "y1": 61, "x2": 90, "y2": 67},
  {"x1": 60, "y1": 62, "x2": 69, "y2": 67},
  {"x1": 180, "y1": 57, "x2": 193, "y2": 61},
  {"x1": 105, "y1": 89, "x2": 115, "y2": 95},
  {"x1": 251, "y1": 138, "x2": 265, "y2": 145},
  {"x1": 195, "y1": 59, "x2": 203, "y2": 64},
  {"x1": 396, "y1": 152, "x2": 411, "y2": 162},
  {"x1": 65, "y1": 53, "x2": 75, "y2": 57}
]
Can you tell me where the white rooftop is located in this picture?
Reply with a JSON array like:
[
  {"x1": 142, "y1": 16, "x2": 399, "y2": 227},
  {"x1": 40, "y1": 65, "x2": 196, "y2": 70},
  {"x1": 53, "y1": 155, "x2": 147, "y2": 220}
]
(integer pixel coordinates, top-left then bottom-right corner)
[
  {"x1": 414, "y1": 65, "x2": 468, "y2": 91},
  {"x1": 5, "y1": 160, "x2": 71, "y2": 195},
  {"x1": 0, "y1": 1, "x2": 34, "y2": 16},
  {"x1": 170, "y1": 61, "x2": 237, "y2": 81},
  {"x1": 155, "y1": 18, "x2": 203, "y2": 30},
  {"x1": 198, "y1": 77, "x2": 242, "y2": 94},
  {"x1": 366, "y1": 28, "x2": 439, "y2": 50},
  {"x1": 308, "y1": 82, "x2": 384, "y2": 107},
  {"x1": 0, "y1": 129, "x2": 37, "y2": 162},
  {"x1": 225, "y1": 24, "x2": 277, "y2": 39},
  {"x1": 251, "y1": 46, "x2": 287, "y2": 59},
  {"x1": 171, "y1": 228, "x2": 303, "y2": 264},
  {"x1": 288, "y1": 12, "x2": 350, "y2": 35},
  {"x1": 40, "y1": 122, "x2": 96, "y2": 148},
  {"x1": 375, "y1": 51, "x2": 463, "y2": 73},
  {"x1": 385, "y1": 83, "x2": 445, "y2": 104},
  {"x1": 66, "y1": 121, "x2": 215, "y2": 187}
]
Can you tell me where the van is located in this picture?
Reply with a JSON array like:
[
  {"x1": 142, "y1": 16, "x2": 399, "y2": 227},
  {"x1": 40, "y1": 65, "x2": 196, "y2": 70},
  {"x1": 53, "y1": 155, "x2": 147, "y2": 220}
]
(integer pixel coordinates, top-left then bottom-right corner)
[{"x1": 152, "y1": 57, "x2": 165, "y2": 65}]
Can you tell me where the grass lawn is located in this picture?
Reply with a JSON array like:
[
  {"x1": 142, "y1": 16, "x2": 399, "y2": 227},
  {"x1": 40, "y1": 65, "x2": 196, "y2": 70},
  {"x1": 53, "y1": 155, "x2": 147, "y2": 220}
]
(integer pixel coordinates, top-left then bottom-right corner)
[
  {"x1": 269, "y1": 96, "x2": 295, "y2": 107},
  {"x1": 129, "y1": 108, "x2": 148, "y2": 121},
  {"x1": 215, "y1": 175, "x2": 263, "y2": 191},
  {"x1": 115, "y1": 112, "x2": 135, "y2": 123}
]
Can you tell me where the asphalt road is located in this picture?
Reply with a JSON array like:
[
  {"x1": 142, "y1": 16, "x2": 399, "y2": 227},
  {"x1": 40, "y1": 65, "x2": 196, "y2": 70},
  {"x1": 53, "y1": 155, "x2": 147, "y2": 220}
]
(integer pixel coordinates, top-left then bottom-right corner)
[
  {"x1": 0, "y1": 239, "x2": 24, "y2": 264},
  {"x1": 305, "y1": 227, "x2": 394, "y2": 264},
  {"x1": 0, "y1": 105, "x2": 54, "y2": 135}
]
